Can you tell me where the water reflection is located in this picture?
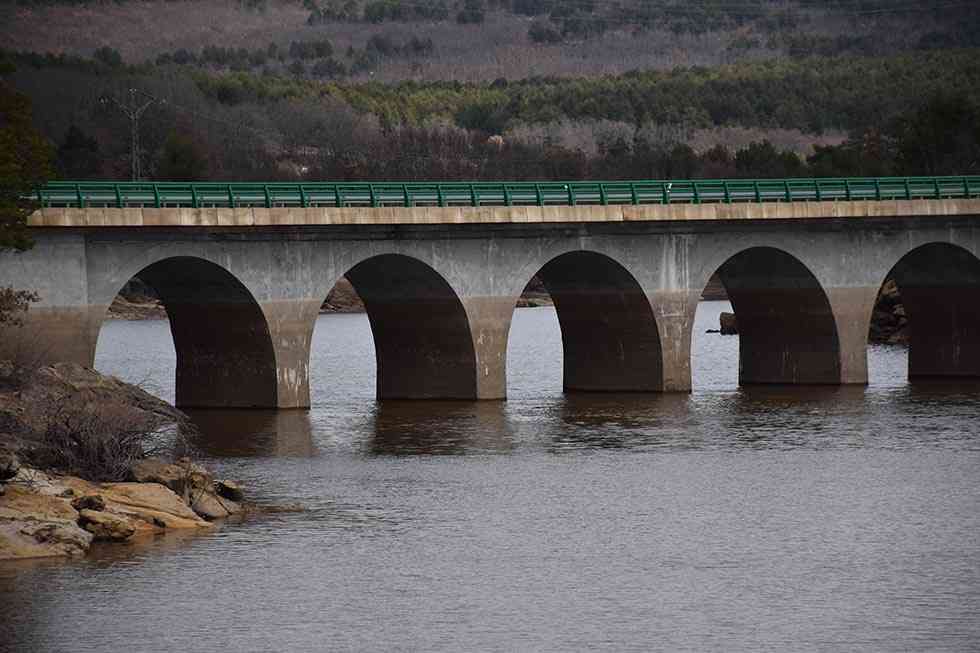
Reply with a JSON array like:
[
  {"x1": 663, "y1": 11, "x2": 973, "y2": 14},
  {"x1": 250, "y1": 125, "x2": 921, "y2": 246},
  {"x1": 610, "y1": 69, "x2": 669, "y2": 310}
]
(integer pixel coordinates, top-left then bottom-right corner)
[
  {"x1": 367, "y1": 400, "x2": 515, "y2": 455},
  {"x1": 183, "y1": 409, "x2": 316, "y2": 457}
]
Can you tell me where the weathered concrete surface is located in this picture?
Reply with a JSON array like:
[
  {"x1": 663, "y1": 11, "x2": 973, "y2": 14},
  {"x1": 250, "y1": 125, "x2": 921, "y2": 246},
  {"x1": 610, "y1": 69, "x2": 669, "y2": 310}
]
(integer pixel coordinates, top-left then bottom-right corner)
[
  {"x1": 27, "y1": 199, "x2": 980, "y2": 227},
  {"x1": 3, "y1": 202, "x2": 980, "y2": 407}
]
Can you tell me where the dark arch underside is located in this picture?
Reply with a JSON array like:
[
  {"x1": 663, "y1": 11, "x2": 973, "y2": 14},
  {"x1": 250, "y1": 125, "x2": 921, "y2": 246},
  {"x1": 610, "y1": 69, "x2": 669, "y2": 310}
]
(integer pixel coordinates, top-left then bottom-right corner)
[
  {"x1": 715, "y1": 247, "x2": 841, "y2": 385},
  {"x1": 534, "y1": 251, "x2": 663, "y2": 392},
  {"x1": 134, "y1": 257, "x2": 277, "y2": 408},
  {"x1": 345, "y1": 254, "x2": 477, "y2": 399},
  {"x1": 888, "y1": 243, "x2": 980, "y2": 379}
]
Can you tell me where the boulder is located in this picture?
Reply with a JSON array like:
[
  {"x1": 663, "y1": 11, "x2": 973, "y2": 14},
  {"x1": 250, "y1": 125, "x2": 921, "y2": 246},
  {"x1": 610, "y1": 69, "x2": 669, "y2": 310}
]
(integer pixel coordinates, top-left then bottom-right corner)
[
  {"x1": 130, "y1": 457, "x2": 211, "y2": 502},
  {"x1": 215, "y1": 479, "x2": 244, "y2": 502},
  {"x1": 99, "y1": 482, "x2": 212, "y2": 530},
  {"x1": 0, "y1": 485, "x2": 93, "y2": 559},
  {"x1": 720, "y1": 311, "x2": 738, "y2": 335},
  {"x1": 0, "y1": 484, "x2": 79, "y2": 523},
  {"x1": 0, "y1": 519, "x2": 93, "y2": 559},
  {"x1": 78, "y1": 509, "x2": 136, "y2": 542},
  {"x1": 191, "y1": 491, "x2": 242, "y2": 521}
]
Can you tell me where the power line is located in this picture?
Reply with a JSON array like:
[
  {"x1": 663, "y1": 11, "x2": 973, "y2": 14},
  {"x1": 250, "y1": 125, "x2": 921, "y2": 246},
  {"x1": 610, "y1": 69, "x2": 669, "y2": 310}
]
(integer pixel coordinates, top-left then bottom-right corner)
[{"x1": 100, "y1": 88, "x2": 163, "y2": 181}]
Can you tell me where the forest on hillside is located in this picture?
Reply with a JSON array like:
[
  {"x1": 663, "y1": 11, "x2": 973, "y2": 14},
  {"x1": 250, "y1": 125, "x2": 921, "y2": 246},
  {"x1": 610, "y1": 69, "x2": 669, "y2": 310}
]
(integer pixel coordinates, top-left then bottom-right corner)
[{"x1": 1, "y1": 0, "x2": 978, "y2": 182}]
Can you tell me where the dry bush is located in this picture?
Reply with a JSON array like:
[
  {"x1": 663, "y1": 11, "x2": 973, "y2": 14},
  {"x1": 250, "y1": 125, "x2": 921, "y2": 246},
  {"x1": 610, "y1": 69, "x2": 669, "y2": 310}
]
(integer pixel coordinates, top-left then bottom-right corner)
[{"x1": 24, "y1": 395, "x2": 188, "y2": 482}]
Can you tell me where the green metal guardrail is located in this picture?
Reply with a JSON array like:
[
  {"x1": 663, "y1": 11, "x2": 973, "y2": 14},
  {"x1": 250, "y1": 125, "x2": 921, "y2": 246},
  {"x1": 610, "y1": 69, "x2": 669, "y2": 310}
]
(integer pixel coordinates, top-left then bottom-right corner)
[{"x1": 36, "y1": 177, "x2": 980, "y2": 209}]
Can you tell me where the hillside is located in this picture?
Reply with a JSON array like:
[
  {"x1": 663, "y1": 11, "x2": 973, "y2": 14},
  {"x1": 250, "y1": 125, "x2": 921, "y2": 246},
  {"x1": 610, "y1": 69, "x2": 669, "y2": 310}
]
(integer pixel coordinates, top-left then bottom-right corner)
[{"x1": 2, "y1": 0, "x2": 978, "y2": 183}]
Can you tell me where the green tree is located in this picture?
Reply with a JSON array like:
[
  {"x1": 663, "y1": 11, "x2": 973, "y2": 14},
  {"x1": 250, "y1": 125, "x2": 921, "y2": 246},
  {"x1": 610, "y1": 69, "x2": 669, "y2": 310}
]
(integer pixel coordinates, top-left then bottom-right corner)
[
  {"x1": 1, "y1": 80, "x2": 53, "y2": 251},
  {"x1": 0, "y1": 74, "x2": 52, "y2": 325},
  {"x1": 155, "y1": 132, "x2": 209, "y2": 181},
  {"x1": 894, "y1": 93, "x2": 980, "y2": 175}
]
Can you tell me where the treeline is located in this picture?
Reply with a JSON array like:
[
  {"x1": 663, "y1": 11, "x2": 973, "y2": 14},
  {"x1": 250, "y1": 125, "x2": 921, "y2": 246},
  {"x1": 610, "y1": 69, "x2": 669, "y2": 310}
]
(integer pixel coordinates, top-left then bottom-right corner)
[
  {"x1": 182, "y1": 50, "x2": 980, "y2": 133},
  {"x1": 52, "y1": 92, "x2": 980, "y2": 183},
  {"x1": 7, "y1": 47, "x2": 978, "y2": 184}
]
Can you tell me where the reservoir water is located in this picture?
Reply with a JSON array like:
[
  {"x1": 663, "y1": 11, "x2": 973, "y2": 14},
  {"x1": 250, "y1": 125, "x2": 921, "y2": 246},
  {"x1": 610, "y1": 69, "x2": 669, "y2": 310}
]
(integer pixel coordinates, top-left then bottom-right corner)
[{"x1": 2, "y1": 301, "x2": 979, "y2": 651}]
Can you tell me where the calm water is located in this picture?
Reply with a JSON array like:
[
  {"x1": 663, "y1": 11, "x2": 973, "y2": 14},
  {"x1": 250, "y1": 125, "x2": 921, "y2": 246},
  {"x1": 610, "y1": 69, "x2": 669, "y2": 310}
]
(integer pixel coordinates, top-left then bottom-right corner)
[{"x1": 2, "y1": 301, "x2": 979, "y2": 652}]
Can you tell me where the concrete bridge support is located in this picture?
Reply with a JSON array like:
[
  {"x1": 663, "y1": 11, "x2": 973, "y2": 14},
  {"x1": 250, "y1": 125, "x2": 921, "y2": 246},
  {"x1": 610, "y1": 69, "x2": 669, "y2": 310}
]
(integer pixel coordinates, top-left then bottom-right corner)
[
  {"x1": 136, "y1": 257, "x2": 279, "y2": 408},
  {"x1": 536, "y1": 251, "x2": 664, "y2": 392},
  {"x1": 4, "y1": 200, "x2": 980, "y2": 409},
  {"x1": 346, "y1": 254, "x2": 478, "y2": 400},
  {"x1": 714, "y1": 247, "x2": 842, "y2": 385},
  {"x1": 890, "y1": 243, "x2": 980, "y2": 379}
]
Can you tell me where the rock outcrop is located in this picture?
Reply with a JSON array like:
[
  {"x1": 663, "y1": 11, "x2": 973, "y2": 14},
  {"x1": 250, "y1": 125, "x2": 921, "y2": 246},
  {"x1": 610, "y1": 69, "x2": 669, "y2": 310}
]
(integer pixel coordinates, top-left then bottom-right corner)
[
  {"x1": 868, "y1": 279, "x2": 908, "y2": 344},
  {"x1": 0, "y1": 461, "x2": 249, "y2": 560},
  {"x1": 0, "y1": 362, "x2": 253, "y2": 562}
]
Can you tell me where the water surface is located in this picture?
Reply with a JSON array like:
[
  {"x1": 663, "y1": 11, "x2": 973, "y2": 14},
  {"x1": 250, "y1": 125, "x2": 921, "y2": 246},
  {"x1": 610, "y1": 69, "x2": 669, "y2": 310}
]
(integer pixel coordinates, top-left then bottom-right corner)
[{"x1": 2, "y1": 302, "x2": 978, "y2": 652}]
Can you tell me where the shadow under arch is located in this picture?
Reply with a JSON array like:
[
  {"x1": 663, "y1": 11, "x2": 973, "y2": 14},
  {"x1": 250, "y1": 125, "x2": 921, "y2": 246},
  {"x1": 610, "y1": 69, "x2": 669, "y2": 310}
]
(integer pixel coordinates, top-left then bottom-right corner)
[
  {"x1": 709, "y1": 246, "x2": 841, "y2": 385},
  {"x1": 340, "y1": 253, "x2": 477, "y2": 399},
  {"x1": 522, "y1": 250, "x2": 663, "y2": 392},
  {"x1": 883, "y1": 242, "x2": 980, "y2": 379},
  {"x1": 100, "y1": 256, "x2": 277, "y2": 408}
]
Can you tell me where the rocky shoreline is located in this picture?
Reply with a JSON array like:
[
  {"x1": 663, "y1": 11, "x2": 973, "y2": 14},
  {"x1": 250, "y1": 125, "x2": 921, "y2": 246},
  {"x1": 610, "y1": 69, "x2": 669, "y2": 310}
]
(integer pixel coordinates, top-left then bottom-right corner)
[
  {"x1": 0, "y1": 458, "x2": 244, "y2": 559},
  {"x1": 0, "y1": 361, "x2": 292, "y2": 562}
]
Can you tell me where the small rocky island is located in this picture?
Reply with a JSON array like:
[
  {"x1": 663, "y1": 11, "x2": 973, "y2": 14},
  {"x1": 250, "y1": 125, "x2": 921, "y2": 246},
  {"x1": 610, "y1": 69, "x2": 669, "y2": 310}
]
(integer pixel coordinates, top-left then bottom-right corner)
[{"x1": 0, "y1": 362, "x2": 253, "y2": 561}]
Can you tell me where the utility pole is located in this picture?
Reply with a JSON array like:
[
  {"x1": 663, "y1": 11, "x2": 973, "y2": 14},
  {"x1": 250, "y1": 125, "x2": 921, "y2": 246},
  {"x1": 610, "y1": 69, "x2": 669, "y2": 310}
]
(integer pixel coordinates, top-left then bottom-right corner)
[{"x1": 101, "y1": 89, "x2": 161, "y2": 181}]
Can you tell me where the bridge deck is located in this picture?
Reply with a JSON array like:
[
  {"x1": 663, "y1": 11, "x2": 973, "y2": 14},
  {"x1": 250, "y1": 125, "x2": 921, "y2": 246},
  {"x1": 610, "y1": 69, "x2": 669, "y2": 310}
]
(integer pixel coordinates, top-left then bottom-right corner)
[{"x1": 37, "y1": 177, "x2": 980, "y2": 210}]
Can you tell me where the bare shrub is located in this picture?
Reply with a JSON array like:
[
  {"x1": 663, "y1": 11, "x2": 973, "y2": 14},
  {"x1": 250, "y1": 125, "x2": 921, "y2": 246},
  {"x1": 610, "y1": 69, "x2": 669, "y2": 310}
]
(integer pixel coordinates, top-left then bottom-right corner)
[
  {"x1": 0, "y1": 288, "x2": 38, "y2": 327},
  {"x1": 24, "y1": 396, "x2": 188, "y2": 482}
]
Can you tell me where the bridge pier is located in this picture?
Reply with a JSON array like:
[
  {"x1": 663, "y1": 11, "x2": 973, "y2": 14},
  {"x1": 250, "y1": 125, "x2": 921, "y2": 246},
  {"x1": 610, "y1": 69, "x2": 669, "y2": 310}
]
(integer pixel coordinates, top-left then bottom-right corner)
[
  {"x1": 891, "y1": 243, "x2": 980, "y2": 379},
  {"x1": 715, "y1": 247, "x2": 844, "y2": 385}
]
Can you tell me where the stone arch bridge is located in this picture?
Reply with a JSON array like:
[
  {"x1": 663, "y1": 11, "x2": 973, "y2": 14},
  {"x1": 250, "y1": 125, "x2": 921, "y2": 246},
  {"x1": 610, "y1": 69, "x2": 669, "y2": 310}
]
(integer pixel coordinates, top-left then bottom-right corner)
[{"x1": 2, "y1": 178, "x2": 980, "y2": 409}]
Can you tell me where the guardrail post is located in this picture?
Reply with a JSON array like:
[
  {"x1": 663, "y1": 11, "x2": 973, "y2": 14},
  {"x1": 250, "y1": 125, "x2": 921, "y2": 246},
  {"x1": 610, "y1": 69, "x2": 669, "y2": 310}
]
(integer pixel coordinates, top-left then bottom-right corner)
[
  {"x1": 964, "y1": 177, "x2": 970, "y2": 198},
  {"x1": 535, "y1": 184, "x2": 543, "y2": 206},
  {"x1": 190, "y1": 186, "x2": 199, "y2": 208},
  {"x1": 630, "y1": 183, "x2": 638, "y2": 205},
  {"x1": 299, "y1": 186, "x2": 308, "y2": 208},
  {"x1": 905, "y1": 178, "x2": 911, "y2": 200},
  {"x1": 263, "y1": 185, "x2": 272, "y2": 208},
  {"x1": 227, "y1": 185, "x2": 235, "y2": 208},
  {"x1": 783, "y1": 180, "x2": 791, "y2": 202},
  {"x1": 369, "y1": 185, "x2": 378, "y2": 208},
  {"x1": 503, "y1": 185, "x2": 512, "y2": 207},
  {"x1": 75, "y1": 184, "x2": 84, "y2": 208},
  {"x1": 599, "y1": 184, "x2": 608, "y2": 205},
  {"x1": 115, "y1": 185, "x2": 123, "y2": 208},
  {"x1": 692, "y1": 183, "x2": 700, "y2": 204},
  {"x1": 470, "y1": 184, "x2": 478, "y2": 207},
  {"x1": 722, "y1": 181, "x2": 730, "y2": 203},
  {"x1": 753, "y1": 181, "x2": 760, "y2": 202},
  {"x1": 437, "y1": 185, "x2": 445, "y2": 207},
  {"x1": 934, "y1": 177, "x2": 941, "y2": 199},
  {"x1": 153, "y1": 184, "x2": 161, "y2": 208},
  {"x1": 844, "y1": 179, "x2": 851, "y2": 201}
]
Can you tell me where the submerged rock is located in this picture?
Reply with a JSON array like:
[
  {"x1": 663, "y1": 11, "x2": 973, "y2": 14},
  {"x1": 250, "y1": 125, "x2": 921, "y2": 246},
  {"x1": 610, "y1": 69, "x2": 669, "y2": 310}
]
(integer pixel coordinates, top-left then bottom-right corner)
[
  {"x1": 720, "y1": 312, "x2": 738, "y2": 335},
  {"x1": 215, "y1": 479, "x2": 244, "y2": 502}
]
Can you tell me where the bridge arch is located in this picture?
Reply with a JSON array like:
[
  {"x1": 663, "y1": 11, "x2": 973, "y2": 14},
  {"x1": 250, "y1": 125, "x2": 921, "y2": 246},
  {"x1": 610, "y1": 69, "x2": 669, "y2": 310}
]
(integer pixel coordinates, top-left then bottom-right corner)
[
  {"x1": 98, "y1": 256, "x2": 278, "y2": 408},
  {"x1": 880, "y1": 242, "x2": 980, "y2": 379},
  {"x1": 325, "y1": 253, "x2": 478, "y2": 399},
  {"x1": 702, "y1": 246, "x2": 842, "y2": 385},
  {"x1": 513, "y1": 250, "x2": 664, "y2": 393}
]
